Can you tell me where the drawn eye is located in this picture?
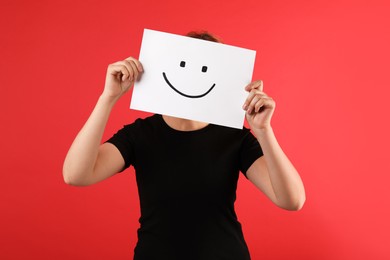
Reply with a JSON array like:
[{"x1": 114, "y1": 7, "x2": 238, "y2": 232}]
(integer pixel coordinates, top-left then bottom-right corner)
[
  {"x1": 202, "y1": 66, "x2": 208, "y2": 73},
  {"x1": 180, "y1": 61, "x2": 186, "y2": 67}
]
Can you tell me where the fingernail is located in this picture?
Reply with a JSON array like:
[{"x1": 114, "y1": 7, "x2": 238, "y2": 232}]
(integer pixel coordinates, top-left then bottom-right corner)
[{"x1": 243, "y1": 104, "x2": 247, "y2": 110}]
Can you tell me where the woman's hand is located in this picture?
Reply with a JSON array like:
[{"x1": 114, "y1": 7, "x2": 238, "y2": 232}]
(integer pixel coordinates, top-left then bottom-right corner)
[
  {"x1": 243, "y1": 80, "x2": 276, "y2": 131},
  {"x1": 102, "y1": 57, "x2": 143, "y2": 102}
]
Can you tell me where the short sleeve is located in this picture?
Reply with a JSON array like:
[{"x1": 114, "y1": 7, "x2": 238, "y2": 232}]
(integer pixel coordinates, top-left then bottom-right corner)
[
  {"x1": 105, "y1": 124, "x2": 137, "y2": 172},
  {"x1": 239, "y1": 129, "x2": 263, "y2": 178}
]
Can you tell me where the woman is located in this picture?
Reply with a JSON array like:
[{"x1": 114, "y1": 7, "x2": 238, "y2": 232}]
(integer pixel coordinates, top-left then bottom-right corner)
[{"x1": 63, "y1": 32, "x2": 305, "y2": 260}]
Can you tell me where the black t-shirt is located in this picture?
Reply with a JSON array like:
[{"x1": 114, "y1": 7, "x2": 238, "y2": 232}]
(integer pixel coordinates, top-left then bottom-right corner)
[{"x1": 106, "y1": 114, "x2": 263, "y2": 260}]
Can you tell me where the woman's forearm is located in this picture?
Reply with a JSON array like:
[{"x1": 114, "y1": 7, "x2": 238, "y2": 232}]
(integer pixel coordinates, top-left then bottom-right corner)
[{"x1": 254, "y1": 127, "x2": 306, "y2": 210}]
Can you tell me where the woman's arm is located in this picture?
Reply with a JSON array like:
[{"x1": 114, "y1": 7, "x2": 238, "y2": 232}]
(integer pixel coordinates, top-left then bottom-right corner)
[
  {"x1": 62, "y1": 57, "x2": 143, "y2": 186},
  {"x1": 243, "y1": 80, "x2": 306, "y2": 210}
]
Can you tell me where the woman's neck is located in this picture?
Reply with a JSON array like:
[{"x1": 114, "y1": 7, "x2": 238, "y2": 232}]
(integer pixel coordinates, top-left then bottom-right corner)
[{"x1": 162, "y1": 115, "x2": 209, "y2": 131}]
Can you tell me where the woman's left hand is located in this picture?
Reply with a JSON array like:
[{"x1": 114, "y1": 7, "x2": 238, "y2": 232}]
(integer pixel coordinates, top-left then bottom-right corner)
[{"x1": 243, "y1": 80, "x2": 276, "y2": 131}]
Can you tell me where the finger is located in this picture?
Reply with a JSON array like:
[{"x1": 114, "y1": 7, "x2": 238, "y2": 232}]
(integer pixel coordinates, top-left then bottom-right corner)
[
  {"x1": 246, "y1": 95, "x2": 262, "y2": 114},
  {"x1": 115, "y1": 61, "x2": 134, "y2": 81},
  {"x1": 243, "y1": 91, "x2": 256, "y2": 110},
  {"x1": 247, "y1": 94, "x2": 273, "y2": 114},
  {"x1": 116, "y1": 60, "x2": 136, "y2": 81},
  {"x1": 127, "y1": 60, "x2": 140, "y2": 81},
  {"x1": 253, "y1": 99, "x2": 265, "y2": 113},
  {"x1": 254, "y1": 97, "x2": 275, "y2": 113},
  {"x1": 243, "y1": 89, "x2": 267, "y2": 110},
  {"x1": 245, "y1": 80, "x2": 263, "y2": 92},
  {"x1": 253, "y1": 90, "x2": 268, "y2": 97},
  {"x1": 125, "y1": 57, "x2": 144, "y2": 73},
  {"x1": 109, "y1": 64, "x2": 130, "y2": 80},
  {"x1": 253, "y1": 97, "x2": 268, "y2": 113}
]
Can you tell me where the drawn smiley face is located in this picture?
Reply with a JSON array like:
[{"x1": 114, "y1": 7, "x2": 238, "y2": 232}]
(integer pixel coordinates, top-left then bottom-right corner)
[{"x1": 162, "y1": 60, "x2": 216, "y2": 98}]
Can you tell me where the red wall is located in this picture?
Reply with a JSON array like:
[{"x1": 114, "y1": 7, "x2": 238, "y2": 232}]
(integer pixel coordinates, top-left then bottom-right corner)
[{"x1": 1, "y1": 0, "x2": 389, "y2": 259}]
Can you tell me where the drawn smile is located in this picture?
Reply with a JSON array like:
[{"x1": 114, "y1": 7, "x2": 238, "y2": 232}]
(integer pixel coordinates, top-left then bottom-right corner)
[{"x1": 162, "y1": 72, "x2": 216, "y2": 99}]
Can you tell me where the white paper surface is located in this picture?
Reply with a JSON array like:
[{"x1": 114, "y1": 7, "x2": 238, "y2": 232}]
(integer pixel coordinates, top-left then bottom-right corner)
[{"x1": 130, "y1": 29, "x2": 256, "y2": 129}]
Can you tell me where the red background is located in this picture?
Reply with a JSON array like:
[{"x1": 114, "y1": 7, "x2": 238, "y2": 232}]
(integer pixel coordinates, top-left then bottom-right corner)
[{"x1": 1, "y1": 0, "x2": 389, "y2": 259}]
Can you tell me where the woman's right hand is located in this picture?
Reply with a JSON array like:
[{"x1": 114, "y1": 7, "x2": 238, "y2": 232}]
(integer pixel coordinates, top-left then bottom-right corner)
[{"x1": 102, "y1": 57, "x2": 143, "y2": 101}]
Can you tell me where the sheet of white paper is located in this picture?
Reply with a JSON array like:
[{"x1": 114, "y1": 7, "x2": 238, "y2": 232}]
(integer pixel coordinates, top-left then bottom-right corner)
[{"x1": 130, "y1": 29, "x2": 256, "y2": 129}]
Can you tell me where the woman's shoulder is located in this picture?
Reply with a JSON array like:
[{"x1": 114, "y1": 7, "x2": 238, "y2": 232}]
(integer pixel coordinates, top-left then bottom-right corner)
[
  {"x1": 120, "y1": 114, "x2": 163, "y2": 134},
  {"x1": 123, "y1": 114, "x2": 160, "y2": 126},
  {"x1": 212, "y1": 124, "x2": 252, "y2": 135}
]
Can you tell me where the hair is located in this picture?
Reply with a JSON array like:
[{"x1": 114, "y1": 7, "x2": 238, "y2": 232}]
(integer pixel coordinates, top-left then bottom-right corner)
[{"x1": 186, "y1": 31, "x2": 222, "y2": 43}]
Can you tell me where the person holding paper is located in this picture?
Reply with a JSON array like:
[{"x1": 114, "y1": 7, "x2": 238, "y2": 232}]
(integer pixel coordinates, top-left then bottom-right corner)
[{"x1": 63, "y1": 32, "x2": 305, "y2": 260}]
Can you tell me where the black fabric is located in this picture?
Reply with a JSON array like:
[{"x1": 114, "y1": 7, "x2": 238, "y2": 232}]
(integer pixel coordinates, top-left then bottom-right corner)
[{"x1": 106, "y1": 114, "x2": 263, "y2": 260}]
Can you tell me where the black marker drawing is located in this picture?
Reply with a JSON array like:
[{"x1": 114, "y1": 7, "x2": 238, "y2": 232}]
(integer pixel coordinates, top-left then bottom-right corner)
[{"x1": 162, "y1": 61, "x2": 216, "y2": 99}]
